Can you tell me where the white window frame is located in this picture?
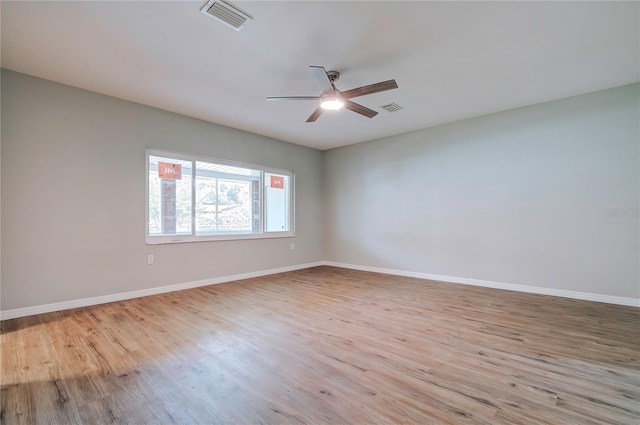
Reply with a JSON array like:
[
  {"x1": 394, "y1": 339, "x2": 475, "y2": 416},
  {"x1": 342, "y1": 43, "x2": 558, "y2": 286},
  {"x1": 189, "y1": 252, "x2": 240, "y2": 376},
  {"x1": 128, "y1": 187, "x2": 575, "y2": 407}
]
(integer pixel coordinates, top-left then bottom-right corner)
[{"x1": 146, "y1": 148, "x2": 295, "y2": 244}]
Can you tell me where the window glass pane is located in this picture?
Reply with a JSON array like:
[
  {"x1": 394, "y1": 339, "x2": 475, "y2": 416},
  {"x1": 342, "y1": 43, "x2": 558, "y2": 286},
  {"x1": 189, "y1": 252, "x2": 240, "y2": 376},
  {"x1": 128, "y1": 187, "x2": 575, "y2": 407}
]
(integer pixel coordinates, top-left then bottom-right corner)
[
  {"x1": 196, "y1": 162, "x2": 260, "y2": 178},
  {"x1": 148, "y1": 155, "x2": 192, "y2": 236},
  {"x1": 195, "y1": 161, "x2": 258, "y2": 235},
  {"x1": 265, "y1": 173, "x2": 290, "y2": 232},
  {"x1": 195, "y1": 174, "x2": 217, "y2": 233},
  {"x1": 217, "y1": 179, "x2": 252, "y2": 232}
]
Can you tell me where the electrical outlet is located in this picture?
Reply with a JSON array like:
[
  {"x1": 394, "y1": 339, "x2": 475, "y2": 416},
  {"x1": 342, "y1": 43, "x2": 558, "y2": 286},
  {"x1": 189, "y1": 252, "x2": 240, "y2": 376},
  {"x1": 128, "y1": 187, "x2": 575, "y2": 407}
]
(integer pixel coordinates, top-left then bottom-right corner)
[
  {"x1": 147, "y1": 254, "x2": 154, "y2": 265},
  {"x1": 290, "y1": 243, "x2": 295, "y2": 250}
]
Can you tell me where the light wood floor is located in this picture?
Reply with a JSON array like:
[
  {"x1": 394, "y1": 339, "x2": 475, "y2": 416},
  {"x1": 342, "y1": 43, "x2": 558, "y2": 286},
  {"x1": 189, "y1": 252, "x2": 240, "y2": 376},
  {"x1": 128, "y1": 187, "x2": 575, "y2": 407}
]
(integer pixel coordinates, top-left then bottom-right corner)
[{"x1": 1, "y1": 266, "x2": 639, "y2": 424}]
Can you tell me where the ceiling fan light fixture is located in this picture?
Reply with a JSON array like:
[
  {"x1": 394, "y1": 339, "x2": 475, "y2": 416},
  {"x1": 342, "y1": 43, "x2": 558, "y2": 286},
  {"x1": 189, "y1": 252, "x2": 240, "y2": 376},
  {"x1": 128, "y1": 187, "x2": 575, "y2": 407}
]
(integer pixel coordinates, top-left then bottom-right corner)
[{"x1": 320, "y1": 97, "x2": 344, "y2": 110}]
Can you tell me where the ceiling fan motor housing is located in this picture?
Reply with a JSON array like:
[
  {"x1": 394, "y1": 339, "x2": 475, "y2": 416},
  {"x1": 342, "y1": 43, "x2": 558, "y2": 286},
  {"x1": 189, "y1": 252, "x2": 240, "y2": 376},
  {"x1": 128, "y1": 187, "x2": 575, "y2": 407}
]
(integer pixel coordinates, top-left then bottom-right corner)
[{"x1": 326, "y1": 70, "x2": 340, "y2": 83}]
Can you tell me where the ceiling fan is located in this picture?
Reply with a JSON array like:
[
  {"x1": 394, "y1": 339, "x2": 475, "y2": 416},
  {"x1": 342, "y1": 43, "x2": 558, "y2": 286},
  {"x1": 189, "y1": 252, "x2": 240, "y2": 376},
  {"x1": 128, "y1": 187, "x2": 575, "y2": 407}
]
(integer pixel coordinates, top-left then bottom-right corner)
[{"x1": 266, "y1": 66, "x2": 398, "y2": 122}]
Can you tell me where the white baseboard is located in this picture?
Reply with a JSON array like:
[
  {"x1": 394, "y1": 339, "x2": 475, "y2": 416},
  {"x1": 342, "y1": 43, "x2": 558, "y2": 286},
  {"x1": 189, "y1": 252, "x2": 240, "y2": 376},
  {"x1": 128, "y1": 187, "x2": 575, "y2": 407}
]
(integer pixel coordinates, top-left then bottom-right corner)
[
  {"x1": 2, "y1": 260, "x2": 637, "y2": 320},
  {"x1": 323, "y1": 261, "x2": 640, "y2": 307},
  {"x1": 0, "y1": 262, "x2": 325, "y2": 321}
]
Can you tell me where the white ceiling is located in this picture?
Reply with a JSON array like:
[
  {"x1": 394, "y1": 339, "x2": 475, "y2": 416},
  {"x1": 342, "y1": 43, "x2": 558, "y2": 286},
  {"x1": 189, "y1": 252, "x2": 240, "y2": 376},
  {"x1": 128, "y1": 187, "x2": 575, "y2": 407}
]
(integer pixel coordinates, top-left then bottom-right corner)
[{"x1": 2, "y1": 1, "x2": 638, "y2": 150}]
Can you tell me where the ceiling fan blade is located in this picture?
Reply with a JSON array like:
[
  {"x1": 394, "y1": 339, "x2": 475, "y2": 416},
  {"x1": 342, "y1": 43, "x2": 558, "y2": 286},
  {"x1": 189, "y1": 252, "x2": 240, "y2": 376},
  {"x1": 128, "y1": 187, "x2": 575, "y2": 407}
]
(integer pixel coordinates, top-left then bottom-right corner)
[
  {"x1": 266, "y1": 96, "x2": 321, "y2": 101},
  {"x1": 341, "y1": 79, "x2": 398, "y2": 99},
  {"x1": 309, "y1": 65, "x2": 333, "y2": 92},
  {"x1": 344, "y1": 101, "x2": 378, "y2": 118},
  {"x1": 306, "y1": 107, "x2": 324, "y2": 122}
]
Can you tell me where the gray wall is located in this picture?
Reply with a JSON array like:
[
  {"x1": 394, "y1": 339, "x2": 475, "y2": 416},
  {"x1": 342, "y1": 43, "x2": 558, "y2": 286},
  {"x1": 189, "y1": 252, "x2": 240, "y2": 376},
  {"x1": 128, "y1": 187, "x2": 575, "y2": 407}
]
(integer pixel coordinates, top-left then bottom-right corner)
[
  {"x1": 2, "y1": 70, "x2": 638, "y2": 311},
  {"x1": 325, "y1": 84, "x2": 639, "y2": 299},
  {"x1": 1, "y1": 70, "x2": 324, "y2": 311}
]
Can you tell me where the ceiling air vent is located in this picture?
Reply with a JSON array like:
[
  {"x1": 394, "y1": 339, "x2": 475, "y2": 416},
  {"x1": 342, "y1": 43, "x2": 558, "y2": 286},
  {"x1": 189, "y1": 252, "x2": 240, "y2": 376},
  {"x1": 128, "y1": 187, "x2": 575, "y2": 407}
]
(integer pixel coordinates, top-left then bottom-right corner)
[
  {"x1": 381, "y1": 103, "x2": 404, "y2": 113},
  {"x1": 200, "y1": 0, "x2": 253, "y2": 31}
]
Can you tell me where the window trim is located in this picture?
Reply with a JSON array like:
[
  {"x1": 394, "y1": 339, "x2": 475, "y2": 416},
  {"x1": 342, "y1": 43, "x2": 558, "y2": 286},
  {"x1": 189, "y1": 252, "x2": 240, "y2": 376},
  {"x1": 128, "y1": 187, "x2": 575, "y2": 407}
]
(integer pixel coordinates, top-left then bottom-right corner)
[{"x1": 146, "y1": 148, "x2": 295, "y2": 245}]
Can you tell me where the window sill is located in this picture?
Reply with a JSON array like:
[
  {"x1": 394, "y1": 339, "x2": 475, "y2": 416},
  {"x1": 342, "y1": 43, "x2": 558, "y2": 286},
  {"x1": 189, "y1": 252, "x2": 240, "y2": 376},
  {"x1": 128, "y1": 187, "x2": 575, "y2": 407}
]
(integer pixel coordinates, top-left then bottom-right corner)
[{"x1": 145, "y1": 232, "x2": 295, "y2": 245}]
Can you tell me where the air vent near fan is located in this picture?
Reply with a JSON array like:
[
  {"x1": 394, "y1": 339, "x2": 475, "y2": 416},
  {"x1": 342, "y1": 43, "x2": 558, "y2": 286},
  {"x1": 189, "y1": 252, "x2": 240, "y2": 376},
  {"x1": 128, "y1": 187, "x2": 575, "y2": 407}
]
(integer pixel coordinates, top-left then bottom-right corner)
[
  {"x1": 381, "y1": 103, "x2": 404, "y2": 113},
  {"x1": 200, "y1": 0, "x2": 253, "y2": 31}
]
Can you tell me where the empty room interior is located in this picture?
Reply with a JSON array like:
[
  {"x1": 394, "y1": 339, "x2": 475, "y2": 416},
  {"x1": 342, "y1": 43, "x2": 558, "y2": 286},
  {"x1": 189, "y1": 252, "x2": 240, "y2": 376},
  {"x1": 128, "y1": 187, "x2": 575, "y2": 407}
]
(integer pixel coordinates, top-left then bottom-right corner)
[{"x1": 1, "y1": 1, "x2": 639, "y2": 424}]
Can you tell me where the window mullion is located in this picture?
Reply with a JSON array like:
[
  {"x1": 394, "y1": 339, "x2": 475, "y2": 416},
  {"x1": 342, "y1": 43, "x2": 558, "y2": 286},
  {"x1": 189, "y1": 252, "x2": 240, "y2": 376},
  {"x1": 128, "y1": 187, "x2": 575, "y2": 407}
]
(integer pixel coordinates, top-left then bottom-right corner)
[{"x1": 260, "y1": 171, "x2": 265, "y2": 234}]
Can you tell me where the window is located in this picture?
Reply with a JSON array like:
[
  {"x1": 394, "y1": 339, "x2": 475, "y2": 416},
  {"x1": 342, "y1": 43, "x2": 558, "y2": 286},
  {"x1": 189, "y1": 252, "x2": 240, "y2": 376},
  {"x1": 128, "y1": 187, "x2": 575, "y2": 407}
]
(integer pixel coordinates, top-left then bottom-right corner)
[{"x1": 147, "y1": 150, "x2": 293, "y2": 244}]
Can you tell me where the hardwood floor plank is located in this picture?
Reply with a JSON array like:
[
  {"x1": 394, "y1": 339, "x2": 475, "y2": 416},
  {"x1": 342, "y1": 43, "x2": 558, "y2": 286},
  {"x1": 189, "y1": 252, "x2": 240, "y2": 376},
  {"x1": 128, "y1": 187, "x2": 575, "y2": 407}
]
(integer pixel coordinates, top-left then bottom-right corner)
[{"x1": 2, "y1": 266, "x2": 639, "y2": 424}]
